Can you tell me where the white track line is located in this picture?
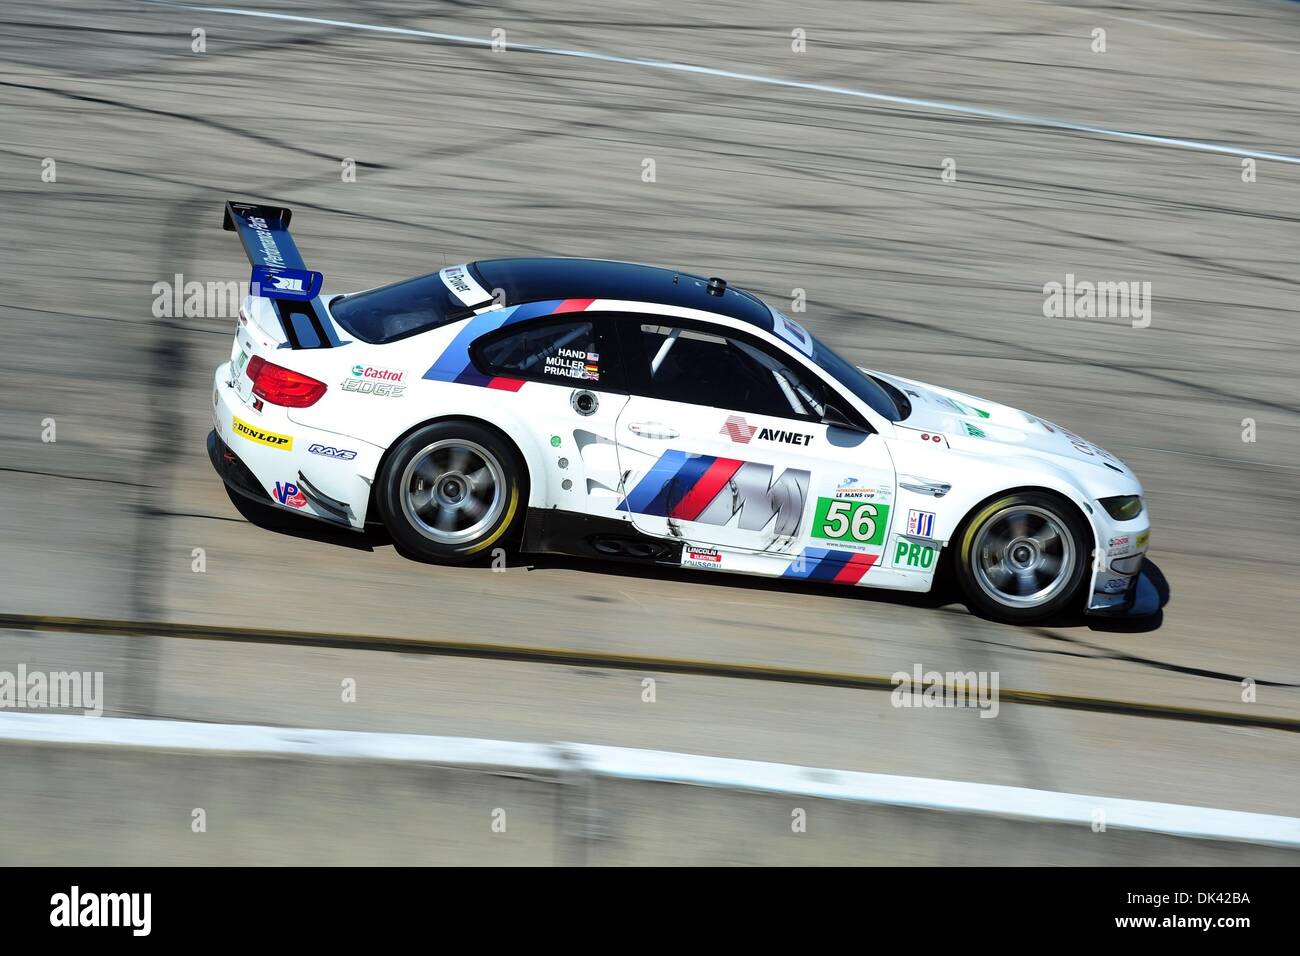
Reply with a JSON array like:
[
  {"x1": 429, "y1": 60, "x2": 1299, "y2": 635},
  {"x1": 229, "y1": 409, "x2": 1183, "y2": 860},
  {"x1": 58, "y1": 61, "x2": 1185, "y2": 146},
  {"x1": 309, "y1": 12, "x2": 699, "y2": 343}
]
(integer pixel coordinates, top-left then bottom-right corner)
[
  {"x1": 151, "y1": 2, "x2": 1300, "y2": 165},
  {"x1": 4, "y1": 712, "x2": 1298, "y2": 847}
]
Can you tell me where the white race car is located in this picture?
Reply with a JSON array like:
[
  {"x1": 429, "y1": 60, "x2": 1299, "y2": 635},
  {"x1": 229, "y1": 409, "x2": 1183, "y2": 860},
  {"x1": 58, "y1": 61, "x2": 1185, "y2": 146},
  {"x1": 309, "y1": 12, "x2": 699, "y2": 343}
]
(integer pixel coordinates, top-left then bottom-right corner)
[{"x1": 210, "y1": 201, "x2": 1154, "y2": 624}]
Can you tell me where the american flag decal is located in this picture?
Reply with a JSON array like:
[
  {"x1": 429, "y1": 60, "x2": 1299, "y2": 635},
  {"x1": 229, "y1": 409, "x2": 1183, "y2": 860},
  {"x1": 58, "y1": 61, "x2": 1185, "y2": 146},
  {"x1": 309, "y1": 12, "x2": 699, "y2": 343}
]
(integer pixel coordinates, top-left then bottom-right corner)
[{"x1": 719, "y1": 415, "x2": 758, "y2": 444}]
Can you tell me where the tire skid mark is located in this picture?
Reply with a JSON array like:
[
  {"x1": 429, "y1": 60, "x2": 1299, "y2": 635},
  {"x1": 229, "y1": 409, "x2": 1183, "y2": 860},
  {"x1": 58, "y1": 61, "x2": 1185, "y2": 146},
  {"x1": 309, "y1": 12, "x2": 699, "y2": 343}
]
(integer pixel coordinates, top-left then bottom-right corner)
[{"x1": 1, "y1": 614, "x2": 1297, "y2": 733}]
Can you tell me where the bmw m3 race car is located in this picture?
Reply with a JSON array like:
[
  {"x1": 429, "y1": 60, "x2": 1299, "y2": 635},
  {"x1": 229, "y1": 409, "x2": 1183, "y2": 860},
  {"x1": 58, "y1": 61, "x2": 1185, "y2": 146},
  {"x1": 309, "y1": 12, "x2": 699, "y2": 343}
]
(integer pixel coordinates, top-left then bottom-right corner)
[{"x1": 210, "y1": 201, "x2": 1155, "y2": 624}]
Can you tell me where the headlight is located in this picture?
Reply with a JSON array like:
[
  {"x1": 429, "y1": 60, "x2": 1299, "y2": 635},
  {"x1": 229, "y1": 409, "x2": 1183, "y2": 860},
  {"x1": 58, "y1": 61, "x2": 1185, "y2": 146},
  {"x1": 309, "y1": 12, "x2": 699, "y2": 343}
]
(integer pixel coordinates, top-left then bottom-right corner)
[{"x1": 1099, "y1": 495, "x2": 1143, "y2": 521}]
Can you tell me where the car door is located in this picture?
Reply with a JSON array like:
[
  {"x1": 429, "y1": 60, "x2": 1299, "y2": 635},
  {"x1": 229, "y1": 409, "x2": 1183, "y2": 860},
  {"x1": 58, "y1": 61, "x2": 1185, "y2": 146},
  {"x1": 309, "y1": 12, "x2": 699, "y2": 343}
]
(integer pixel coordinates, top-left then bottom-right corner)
[
  {"x1": 470, "y1": 315, "x2": 629, "y2": 517},
  {"x1": 613, "y1": 318, "x2": 896, "y2": 567}
]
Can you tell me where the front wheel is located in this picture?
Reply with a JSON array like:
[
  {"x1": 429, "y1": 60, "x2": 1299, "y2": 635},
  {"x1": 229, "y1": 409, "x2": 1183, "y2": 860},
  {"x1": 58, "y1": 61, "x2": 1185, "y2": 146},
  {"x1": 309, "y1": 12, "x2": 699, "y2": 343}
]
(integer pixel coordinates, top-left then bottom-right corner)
[
  {"x1": 376, "y1": 420, "x2": 526, "y2": 564},
  {"x1": 953, "y1": 491, "x2": 1091, "y2": 624}
]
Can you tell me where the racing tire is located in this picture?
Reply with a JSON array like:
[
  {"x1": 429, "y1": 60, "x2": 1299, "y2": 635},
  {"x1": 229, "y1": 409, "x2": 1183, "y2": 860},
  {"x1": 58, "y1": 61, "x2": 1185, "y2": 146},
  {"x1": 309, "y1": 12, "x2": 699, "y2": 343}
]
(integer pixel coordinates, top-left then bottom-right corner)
[
  {"x1": 953, "y1": 491, "x2": 1091, "y2": 624},
  {"x1": 376, "y1": 420, "x2": 527, "y2": 565}
]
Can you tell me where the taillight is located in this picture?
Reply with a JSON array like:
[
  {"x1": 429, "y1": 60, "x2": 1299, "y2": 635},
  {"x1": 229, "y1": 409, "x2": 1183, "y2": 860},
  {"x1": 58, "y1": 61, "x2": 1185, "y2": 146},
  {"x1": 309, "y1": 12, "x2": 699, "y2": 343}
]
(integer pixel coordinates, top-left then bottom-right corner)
[{"x1": 244, "y1": 356, "x2": 327, "y2": 407}]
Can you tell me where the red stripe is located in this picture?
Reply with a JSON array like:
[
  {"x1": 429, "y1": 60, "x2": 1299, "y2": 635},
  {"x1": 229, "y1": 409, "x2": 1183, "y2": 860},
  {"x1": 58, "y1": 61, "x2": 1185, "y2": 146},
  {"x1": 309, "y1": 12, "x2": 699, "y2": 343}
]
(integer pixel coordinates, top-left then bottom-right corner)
[
  {"x1": 832, "y1": 552, "x2": 877, "y2": 585},
  {"x1": 553, "y1": 298, "x2": 595, "y2": 314},
  {"x1": 487, "y1": 377, "x2": 525, "y2": 391},
  {"x1": 669, "y1": 457, "x2": 743, "y2": 521}
]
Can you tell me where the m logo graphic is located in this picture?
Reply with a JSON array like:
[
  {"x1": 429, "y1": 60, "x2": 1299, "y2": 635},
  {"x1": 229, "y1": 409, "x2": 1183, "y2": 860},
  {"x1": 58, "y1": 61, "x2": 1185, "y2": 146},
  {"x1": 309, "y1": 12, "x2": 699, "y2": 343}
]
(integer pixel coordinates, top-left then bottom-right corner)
[{"x1": 618, "y1": 451, "x2": 809, "y2": 538}]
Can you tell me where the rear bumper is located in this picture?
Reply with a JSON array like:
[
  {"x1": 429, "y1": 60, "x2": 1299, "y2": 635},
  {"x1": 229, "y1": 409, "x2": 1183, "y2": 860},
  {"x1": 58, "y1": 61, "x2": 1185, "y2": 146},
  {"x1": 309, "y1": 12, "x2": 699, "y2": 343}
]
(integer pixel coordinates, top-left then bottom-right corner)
[{"x1": 207, "y1": 428, "x2": 270, "y2": 503}]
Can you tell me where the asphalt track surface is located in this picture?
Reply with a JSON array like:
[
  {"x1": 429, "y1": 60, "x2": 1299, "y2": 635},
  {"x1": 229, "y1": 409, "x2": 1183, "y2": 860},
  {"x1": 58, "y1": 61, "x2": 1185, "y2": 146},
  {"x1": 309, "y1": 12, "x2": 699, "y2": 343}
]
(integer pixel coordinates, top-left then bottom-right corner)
[{"x1": 1, "y1": 1, "x2": 1298, "y2": 817}]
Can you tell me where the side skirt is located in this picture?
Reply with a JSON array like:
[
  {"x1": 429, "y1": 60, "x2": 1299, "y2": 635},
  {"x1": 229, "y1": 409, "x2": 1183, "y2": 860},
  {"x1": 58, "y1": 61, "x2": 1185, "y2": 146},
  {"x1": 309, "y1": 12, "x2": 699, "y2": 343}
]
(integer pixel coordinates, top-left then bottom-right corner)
[{"x1": 521, "y1": 508, "x2": 683, "y2": 565}]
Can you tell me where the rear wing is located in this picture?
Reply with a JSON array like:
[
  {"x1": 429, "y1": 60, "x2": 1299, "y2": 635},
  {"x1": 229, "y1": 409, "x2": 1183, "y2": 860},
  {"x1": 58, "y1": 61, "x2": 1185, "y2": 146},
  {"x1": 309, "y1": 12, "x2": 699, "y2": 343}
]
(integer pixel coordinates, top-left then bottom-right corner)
[{"x1": 223, "y1": 200, "x2": 338, "y2": 347}]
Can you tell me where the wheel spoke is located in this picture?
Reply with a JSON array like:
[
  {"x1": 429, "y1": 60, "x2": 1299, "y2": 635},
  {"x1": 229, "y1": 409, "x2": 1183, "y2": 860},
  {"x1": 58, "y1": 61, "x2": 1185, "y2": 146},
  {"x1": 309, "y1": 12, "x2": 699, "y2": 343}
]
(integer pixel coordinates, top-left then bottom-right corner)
[
  {"x1": 408, "y1": 484, "x2": 433, "y2": 513},
  {"x1": 447, "y1": 446, "x2": 471, "y2": 475},
  {"x1": 413, "y1": 457, "x2": 440, "y2": 488},
  {"x1": 983, "y1": 562, "x2": 1013, "y2": 587},
  {"x1": 1011, "y1": 568, "x2": 1038, "y2": 596},
  {"x1": 433, "y1": 505, "x2": 459, "y2": 532},
  {"x1": 1030, "y1": 527, "x2": 1060, "y2": 551},
  {"x1": 461, "y1": 496, "x2": 488, "y2": 523}
]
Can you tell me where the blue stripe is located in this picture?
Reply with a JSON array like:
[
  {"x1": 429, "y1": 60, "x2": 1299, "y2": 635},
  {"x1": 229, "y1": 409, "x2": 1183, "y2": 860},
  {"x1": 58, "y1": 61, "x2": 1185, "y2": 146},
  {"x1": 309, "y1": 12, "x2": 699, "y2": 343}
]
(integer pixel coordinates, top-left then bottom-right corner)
[
  {"x1": 782, "y1": 548, "x2": 828, "y2": 579},
  {"x1": 423, "y1": 307, "x2": 517, "y2": 382},
  {"x1": 654, "y1": 453, "x2": 715, "y2": 517},
  {"x1": 806, "y1": 551, "x2": 848, "y2": 582},
  {"x1": 422, "y1": 300, "x2": 567, "y2": 383},
  {"x1": 618, "y1": 450, "x2": 691, "y2": 515},
  {"x1": 783, "y1": 548, "x2": 858, "y2": 581}
]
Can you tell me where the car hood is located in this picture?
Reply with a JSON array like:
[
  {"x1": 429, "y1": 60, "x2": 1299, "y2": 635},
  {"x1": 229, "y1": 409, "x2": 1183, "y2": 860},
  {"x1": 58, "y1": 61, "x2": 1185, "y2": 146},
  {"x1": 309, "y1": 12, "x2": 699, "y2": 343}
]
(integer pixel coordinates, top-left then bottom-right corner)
[{"x1": 866, "y1": 368, "x2": 1137, "y2": 480}]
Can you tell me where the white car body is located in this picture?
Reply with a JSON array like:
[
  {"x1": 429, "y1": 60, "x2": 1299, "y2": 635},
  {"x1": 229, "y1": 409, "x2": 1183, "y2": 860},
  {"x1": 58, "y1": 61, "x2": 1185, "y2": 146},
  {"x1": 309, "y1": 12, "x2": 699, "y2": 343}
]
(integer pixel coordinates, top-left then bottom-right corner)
[{"x1": 211, "y1": 202, "x2": 1152, "y2": 617}]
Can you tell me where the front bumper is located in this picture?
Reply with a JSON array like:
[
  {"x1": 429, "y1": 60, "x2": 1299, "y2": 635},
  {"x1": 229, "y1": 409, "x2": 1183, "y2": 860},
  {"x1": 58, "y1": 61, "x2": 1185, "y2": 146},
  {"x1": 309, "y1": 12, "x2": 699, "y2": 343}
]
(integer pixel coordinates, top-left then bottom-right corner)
[{"x1": 1085, "y1": 563, "x2": 1162, "y2": 618}]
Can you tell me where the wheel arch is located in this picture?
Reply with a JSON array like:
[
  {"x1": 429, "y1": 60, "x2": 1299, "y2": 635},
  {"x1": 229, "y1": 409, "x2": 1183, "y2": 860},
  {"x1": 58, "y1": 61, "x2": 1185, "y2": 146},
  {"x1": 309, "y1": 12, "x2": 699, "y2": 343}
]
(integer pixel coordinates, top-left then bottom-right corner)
[{"x1": 950, "y1": 484, "x2": 1094, "y2": 555}]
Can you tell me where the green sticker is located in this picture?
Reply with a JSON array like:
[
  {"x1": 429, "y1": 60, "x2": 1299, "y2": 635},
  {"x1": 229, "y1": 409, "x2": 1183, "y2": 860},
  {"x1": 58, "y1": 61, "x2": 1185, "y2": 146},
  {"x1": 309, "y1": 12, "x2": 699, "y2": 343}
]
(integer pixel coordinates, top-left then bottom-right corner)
[
  {"x1": 892, "y1": 539, "x2": 936, "y2": 569},
  {"x1": 812, "y1": 498, "x2": 890, "y2": 546},
  {"x1": 962, "y1": 422, "x2": 986, "y2": 438},
  {"x1": 550, "y1": 435, "x2": 561, "y2": 447}
]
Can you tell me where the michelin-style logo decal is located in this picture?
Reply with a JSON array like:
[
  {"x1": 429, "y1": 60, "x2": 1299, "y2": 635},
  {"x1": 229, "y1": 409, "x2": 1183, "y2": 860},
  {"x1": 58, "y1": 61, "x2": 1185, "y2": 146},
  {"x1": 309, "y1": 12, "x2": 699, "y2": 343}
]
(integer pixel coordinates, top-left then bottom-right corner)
[
  {"x1": 618, "y1": 450, "x2": 809, "y2": 537},
  {"x1": 439, "y1": 264, "x2": 492, "y2": 308}
]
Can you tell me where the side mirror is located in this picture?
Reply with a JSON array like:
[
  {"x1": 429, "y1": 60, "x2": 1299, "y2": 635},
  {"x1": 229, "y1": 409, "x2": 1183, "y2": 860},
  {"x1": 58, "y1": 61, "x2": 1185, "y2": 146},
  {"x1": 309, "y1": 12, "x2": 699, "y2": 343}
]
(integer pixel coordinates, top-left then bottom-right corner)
[{"x1": 821, "y1": 402, "x2": 871, "y2": 433}]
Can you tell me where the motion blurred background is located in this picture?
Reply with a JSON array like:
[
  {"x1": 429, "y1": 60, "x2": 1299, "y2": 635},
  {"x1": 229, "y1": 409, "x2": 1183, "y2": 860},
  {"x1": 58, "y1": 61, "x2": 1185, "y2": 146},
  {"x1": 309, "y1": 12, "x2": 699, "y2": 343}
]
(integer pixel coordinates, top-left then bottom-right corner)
[{"x1": 0, "y1": 0, "x2": 1297, "y2": 864}]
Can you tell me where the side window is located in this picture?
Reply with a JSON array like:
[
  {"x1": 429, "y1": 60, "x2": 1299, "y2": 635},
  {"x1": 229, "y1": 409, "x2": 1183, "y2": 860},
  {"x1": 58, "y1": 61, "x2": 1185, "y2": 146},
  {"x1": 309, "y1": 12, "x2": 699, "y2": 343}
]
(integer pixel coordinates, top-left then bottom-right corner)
[
  {"x1": 473, "y1": 319, "x2": 621, "y2": 391},
  {"x1": 636, "y1": 323, "x2": 825, "y2": 420}
]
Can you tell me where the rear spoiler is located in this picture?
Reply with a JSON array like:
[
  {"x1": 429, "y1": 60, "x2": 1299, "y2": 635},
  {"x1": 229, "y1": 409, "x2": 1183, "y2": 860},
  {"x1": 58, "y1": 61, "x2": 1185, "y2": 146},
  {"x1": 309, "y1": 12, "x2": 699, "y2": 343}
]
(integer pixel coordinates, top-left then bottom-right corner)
[{"x1": 222, "y1": 200, "x2": 338, "y2": 348}]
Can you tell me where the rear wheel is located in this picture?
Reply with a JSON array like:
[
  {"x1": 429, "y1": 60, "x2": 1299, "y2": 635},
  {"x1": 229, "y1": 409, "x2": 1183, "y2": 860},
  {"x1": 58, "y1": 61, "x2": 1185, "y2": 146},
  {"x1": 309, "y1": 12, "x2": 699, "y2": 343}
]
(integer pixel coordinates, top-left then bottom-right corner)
[
  {"x1": 377, "y1": 420, "x2": 526, "y2": 564},
  {"x1": 953, "y1": 491, "x2": 1090, "y2": 624}
]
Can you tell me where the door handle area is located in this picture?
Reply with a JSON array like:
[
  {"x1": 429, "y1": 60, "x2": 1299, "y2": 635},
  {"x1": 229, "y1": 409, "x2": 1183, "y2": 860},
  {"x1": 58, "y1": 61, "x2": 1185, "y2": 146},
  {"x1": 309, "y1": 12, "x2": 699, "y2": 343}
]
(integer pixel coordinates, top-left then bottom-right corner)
[{"x1": 628, "y1": 422, "x2": 679, "y2": 439}]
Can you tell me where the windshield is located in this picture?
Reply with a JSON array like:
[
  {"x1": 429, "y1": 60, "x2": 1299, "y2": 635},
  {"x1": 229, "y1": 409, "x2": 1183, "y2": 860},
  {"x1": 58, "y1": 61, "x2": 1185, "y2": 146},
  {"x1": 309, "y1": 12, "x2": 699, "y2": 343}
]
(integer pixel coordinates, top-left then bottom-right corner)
[
  {"x1": 330, "y1": 272, "x2": 470, "y2": 344},
  {"x1": 808, "y1": 333, "x2": 905, "y2": 422}
]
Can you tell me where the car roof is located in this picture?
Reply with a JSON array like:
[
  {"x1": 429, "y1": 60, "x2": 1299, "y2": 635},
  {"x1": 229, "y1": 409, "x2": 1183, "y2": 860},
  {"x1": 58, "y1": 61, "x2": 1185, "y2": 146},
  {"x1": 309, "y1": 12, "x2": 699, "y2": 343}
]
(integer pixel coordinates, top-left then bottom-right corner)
[{"x1": 470, "y1": 257, "x2": 776, "y2": 332}]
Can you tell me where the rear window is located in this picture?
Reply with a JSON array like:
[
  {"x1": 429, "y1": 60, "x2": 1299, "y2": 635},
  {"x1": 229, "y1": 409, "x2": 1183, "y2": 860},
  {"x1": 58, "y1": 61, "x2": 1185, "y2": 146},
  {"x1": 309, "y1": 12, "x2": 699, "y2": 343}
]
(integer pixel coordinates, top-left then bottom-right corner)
[
  {"x1": 474, "y1": 319, "x2": 621, "y2": 390},
  {"x1": 329, "y1": 272, "x2": 472, "y2": 344}
]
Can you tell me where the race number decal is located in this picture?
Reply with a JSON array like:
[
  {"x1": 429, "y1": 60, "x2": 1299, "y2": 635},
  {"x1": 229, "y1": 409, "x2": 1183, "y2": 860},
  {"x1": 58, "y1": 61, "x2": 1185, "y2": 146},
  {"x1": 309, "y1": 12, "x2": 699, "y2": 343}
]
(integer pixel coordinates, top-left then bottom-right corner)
[{"x1": 812, "y1": 498, "x2": 889, "y2": 550}]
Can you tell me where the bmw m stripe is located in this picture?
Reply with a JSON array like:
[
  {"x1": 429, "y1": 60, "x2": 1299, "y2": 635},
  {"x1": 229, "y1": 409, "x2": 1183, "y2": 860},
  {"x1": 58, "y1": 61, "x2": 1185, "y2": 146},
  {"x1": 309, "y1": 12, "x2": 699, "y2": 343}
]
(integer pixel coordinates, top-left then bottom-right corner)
[
  {"x1": 618, "y1": 449, "x2": 692, "y2": 515},
  {"x1": 616, "y1": 451, "x2": 749, "y2": 520},
  {"x1": 423, "y1": 299, "x2": 591, "y2": 386},
  {"x1": 783, "y1": 548, "x2": 877, "y2": 584},
  {"x1": 669, "y1": 456, "x2": 742, "y2": 520}
]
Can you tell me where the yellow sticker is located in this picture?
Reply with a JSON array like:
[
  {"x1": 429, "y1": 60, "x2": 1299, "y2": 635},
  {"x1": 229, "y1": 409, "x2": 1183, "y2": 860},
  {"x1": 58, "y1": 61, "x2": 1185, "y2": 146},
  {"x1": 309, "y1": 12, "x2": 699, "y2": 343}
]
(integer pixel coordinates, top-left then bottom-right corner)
[
  {"x1": 232, "y1": 416, "x2": 293, "y2": 450},
  {"x1": 1136, "y1": 529, "x2": 1150, "y2": 550}
]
